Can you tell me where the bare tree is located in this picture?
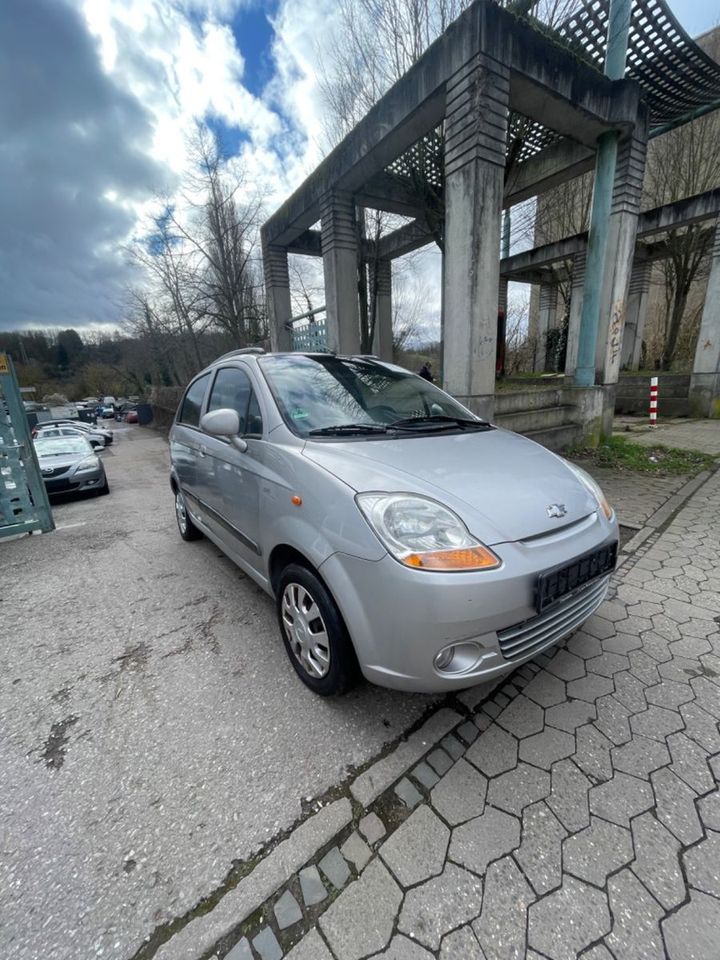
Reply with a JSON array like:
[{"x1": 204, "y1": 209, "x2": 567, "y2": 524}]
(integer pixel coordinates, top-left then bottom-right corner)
[
  {"x1": 128, "y1": 123, "x2": 268, "y2": 385},
  {"x1": 165, "y1": 125, "x2": 268, "y2": 347},
  {"x1": 643, "y1": 109, "x2": 720, "y2": 369}
]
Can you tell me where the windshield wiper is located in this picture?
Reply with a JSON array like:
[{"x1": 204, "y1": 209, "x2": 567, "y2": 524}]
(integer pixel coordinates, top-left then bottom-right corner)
[
  {"x1": 308, "y1": 423, "x2": 390, "y2": 437},
  {"x1": 390, "y1": 415, "x2": 493, "y2": 431}
]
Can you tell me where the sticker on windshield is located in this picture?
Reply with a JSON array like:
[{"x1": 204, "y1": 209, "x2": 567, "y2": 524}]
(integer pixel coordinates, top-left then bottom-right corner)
[{"x1": 291, "y1": 407, "x2": 309, "y2": 420}]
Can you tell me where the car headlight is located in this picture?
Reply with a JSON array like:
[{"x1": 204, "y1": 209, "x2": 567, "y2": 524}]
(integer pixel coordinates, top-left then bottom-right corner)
[
  {"x1": 356, "y1": 493, "x2": 501, "y2": 571},
  {"x1": 566, "y1": 463, "x2": 613, "y2": 520},
  {"x1": 74, "y1": 456, "x2": 100, "y2": 474}
]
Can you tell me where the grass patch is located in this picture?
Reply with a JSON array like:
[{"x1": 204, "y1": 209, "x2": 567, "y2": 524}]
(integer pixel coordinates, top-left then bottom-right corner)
[{"x1": 569, "y1": 435, "x2": 716, "y2": 475}]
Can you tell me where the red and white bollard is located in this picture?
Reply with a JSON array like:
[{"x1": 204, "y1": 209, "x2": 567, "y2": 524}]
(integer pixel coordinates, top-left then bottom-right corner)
[{"x1": 649, "y1": 376, "x2": 658, "y2": 428}]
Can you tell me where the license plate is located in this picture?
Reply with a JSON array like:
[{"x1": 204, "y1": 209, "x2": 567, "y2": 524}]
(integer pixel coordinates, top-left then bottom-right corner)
[{"x1": 536, "y1": 542, "x2": 618, "y2": 614}]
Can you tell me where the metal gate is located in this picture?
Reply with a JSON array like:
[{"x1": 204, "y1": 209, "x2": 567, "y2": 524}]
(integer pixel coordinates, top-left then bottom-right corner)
[{"x1": 0, "y1": 352, "x2": 54, "y2": 539}]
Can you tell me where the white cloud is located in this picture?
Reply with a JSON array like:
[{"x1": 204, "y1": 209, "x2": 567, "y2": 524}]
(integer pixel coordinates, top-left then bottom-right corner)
[{"x1": 0, "y1": 0, "x2": 324, "y2": 331}]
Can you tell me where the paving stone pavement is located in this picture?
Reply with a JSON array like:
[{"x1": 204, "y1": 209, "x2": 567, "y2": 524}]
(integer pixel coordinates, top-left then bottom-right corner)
[
  {"x1": 208, "y1": 469, "x2": 720, "y2": 960},
  {"x1": 618, "y1": 418, "x2": 720, "y2": 457}
]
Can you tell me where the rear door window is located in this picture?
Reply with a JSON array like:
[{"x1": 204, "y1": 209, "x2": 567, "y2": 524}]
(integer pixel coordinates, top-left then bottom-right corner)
[{"x1": 179, "y1": 374, "x2": 210, "y2": 427}]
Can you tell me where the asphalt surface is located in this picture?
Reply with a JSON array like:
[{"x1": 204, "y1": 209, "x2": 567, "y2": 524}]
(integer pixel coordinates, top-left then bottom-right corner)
[{"x1": 1, "y1": 426, "x2": 434, "y2": 960}]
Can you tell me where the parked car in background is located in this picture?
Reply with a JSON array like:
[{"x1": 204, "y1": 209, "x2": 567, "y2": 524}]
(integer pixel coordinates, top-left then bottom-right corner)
[
  {"x1": 33, "y1": 419, "x2": 113, "y2": 445},
  {"x1": 99, "y1": 405, "x2": 116, "y2": 419},
  {"x1": 124, "y1": 409, "x2": 139, "y2": 424},
  {"x1": 169, "y1": 350, "x2": 618, "y2": 697},
  {"x1": 33, "y1": 424, "x2": 106, "y2": 449},
  {"x1": 34, "y1": 435, "x2": 109, "y2": 497}
]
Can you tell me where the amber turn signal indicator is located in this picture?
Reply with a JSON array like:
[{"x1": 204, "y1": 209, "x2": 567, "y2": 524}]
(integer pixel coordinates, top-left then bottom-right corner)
[
  {"x1": 402, "y1": 546, "x2": 500, "y2": 571},
  {"x1": 291, "y1": 495, "x2": 303, "y2": 506}
]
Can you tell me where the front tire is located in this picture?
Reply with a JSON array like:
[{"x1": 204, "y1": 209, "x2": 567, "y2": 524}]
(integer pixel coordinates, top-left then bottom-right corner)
[
  {"x1": 276, "y1": 563, "x2": 358, "y2": 696},
  {"x1": 175, "y1": 488, "x2": 202, "y2": 541},
  {"x1": 97, "y1": 477, "x2": 110, "y2": 496}
]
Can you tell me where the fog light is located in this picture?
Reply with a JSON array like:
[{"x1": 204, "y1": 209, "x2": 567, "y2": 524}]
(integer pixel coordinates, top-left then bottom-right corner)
[
  {"x1": 434, "y1": 647, "x2": 456, "y2": 671},
  {"x1": 433, "y1": 641, "x2": 485, "y2": 675}
]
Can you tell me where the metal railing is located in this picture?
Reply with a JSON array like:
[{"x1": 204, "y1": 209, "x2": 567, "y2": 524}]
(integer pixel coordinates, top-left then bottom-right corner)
[{"x1": 286, "y1": 305, "x2": 329, "y2": 353}]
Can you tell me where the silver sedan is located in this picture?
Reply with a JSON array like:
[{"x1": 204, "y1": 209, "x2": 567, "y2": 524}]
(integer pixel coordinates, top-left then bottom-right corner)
[
  {"x1": 169, "y1": 351, "x2": 617, "y2": 695},
  {"x1": 34, "y1": 436, "x2": 109, "y2": 497}
]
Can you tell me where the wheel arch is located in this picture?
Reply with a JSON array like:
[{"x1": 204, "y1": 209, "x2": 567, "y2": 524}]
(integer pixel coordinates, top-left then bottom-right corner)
[{"x1": 268, "y1": 544, "x2": 320, "y2": 597}]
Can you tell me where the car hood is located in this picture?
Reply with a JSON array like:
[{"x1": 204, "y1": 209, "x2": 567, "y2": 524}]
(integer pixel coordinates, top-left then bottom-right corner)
[
  {"x1": 303, "y1": 428, "x2": 598, "y2": 545},
  {"x1": 37, "y1": 453, "x2": 86, "y2": 471}
]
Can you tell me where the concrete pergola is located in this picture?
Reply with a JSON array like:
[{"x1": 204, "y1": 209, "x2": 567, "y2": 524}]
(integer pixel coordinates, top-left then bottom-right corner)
[
  {"x1": 262, "y1": 0, "x2": 720, "y2": 432},
  {"x1": 503, "y1": 188, "x2": 720, "y2": 390}
]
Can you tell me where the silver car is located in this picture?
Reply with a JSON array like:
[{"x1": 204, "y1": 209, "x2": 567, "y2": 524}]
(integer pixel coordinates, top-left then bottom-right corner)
[
  {"x1": 169, "y1": 350, "x2": 618, "y2": 696},
  {"x1": 34, "y1": 423, "x2": 106, "y2": 449},
  {"x1": 34, "y1": 435, "x2": 110, "y2": 497}
]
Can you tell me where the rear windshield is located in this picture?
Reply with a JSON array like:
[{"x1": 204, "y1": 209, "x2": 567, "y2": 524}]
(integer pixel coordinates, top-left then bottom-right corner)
[
  {"x1": 35, "y1": 437, "x2": 92, "y2": 456},
  {"x1": 258, "y1": 355, "x2": 472, "y2": 437}
]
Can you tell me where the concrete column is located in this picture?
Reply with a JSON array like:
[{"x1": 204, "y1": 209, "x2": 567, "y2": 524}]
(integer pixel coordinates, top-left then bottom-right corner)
[
  {"x1": 372, "y1": 260, "x2": 393, "y2": 361},
  {"x1": 263, "y1": 242, "x2": 292, "y2": 351},
  {"x1": 320, "y1": 190, "x2": 360, "y2": 354},
  {"x1": 689, "y1": 218, "x2": 720, "y2": 417},
  {"x1": 621, "y1": 259, "x2": 651, "y2": 370},
  {"x1": 535, "y1": 282, "x2": 558, "y2": 372},
  {"x1": 564, "y1": 251, "x2": 586, "y2": 379},
  {"x1": 497, "y1": 277, "x2": 508, "y2": 377},
  {"x1": 442, "y1": 52, "x2": 509, "y2": 420},
  {"x1": 595, "y1": 125, "x2": 648, "y2": 431}
]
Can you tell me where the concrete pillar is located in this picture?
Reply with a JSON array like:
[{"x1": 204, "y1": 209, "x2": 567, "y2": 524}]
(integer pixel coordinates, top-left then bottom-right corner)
[
  {"x1": 621, "y1": 259, "x2": 651, "y2": 370},
  {"x1": 689, "y1": 218, "x2": 720, "y2": 417},
  {"x1": 372, "y1": 260, "x2": 393, "y2": 361},
  {"x1": 534, "y1": 282, "x2": 558, "y2": 372},
  {"x1": 320, "y1": 190, "x2": 361, "y2": 354},
  {"x1": 595, "y1": 125, "x2": 648, "y2": 432},
  {"x1": 497, "y1": 277, "x2": 508, "y2": 377},
  {"x1": 263, "y1": 242, "x2": 292, "y2": 351},
  {"x1": 565, "y1": 251, "x2": 586, "y2": 379},
  {"x1": 442, "y1": 53, "x2": 509, "y2": 420}
]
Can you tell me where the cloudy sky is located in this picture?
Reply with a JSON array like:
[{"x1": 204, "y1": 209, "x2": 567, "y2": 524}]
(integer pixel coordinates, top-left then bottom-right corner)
[{"x1": 0, "y1": 0, "x2": 717, "y2": 334}]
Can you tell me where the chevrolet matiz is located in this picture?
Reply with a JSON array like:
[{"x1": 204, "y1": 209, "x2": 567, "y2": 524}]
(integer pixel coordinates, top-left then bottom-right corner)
[{"x1": 169, "y1": 349, "x2": 618, "y2": 696}]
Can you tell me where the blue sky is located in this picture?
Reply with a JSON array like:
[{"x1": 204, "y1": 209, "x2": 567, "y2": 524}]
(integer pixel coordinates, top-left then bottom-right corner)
[{"x1": 675, "y1": 0, "x2": 720, "y2": 37}]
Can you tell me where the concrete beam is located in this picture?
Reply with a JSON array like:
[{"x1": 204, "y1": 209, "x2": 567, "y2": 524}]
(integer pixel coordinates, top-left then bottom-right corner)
[
  {"x1": 500, "y1": 187, "x2": 720, "y2": 279},
  {"x1": 286, "y1": 230, "x2": 322, "y2": 257},
  {"x1": 355, "y1": 172, "x2": 428, "y2": 219},
  {"x1": 501, "y1": 234, "x2": 586, "y2": 277},
  {"x1": 637, "y1": 188, "x2": 720, "y2": 238},
  {"x1": 503, "y1": 139, "x2": 594, "y2": 208},
  {"x1": 374, "y1": 220, "x2": 435, "y2": 260}
]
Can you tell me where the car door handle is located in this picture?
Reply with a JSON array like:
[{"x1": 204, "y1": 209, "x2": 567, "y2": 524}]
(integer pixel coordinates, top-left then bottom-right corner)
[{"x1": 199, "y1": 445, "x2": 207, "y2": 458}]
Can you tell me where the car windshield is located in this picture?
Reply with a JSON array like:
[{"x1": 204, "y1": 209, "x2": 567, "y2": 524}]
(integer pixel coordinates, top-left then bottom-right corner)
[
  {"x1": 35, "y1": 437, "x2": 92, "y2": 457},
  {"x1": 259, "y1": 355, "x2": 479, "y2": 438}
]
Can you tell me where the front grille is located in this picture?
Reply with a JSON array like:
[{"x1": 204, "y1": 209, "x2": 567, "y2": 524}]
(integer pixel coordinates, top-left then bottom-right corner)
[
  {"x1": 497, "y1": 575, "x2": 610, "y2": 662},
  {"x1": 45, "y1": 478, "x2": 75, "y2": 492},
  {"x1": 42, "y1": 466, "x2": 69, "y2": 478}
]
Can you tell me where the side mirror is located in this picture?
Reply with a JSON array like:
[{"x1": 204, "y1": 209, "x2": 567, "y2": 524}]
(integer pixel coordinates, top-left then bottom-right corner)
[
  {"x1": 200, "y1": 408, "x2": 240, "y2": 437},
  {"x1": 199, "y1": 408, "x2": 248, "y2": 453}
]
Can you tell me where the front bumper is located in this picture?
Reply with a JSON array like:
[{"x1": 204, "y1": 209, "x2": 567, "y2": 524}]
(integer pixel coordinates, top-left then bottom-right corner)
[
  {"x1": 44, "y1": 469, "x2": 105, "y2": 495},
  {"x1": 319, "y1": 512, "x2": 617, "y2": 692}
]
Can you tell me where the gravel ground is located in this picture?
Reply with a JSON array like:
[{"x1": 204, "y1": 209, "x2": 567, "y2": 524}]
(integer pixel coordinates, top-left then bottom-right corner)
[{"x1": 1, "y1": 426, "x2": 435, "y2": 960}]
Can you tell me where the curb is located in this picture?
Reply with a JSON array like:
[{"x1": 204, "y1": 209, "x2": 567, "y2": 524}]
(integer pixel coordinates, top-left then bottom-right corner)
[
  {"x1": 619, "y1": 468, "x2": 714, "y2": 560},
  {"x1": 154, "y1": 800, "x2": 352, "y2": 960}
]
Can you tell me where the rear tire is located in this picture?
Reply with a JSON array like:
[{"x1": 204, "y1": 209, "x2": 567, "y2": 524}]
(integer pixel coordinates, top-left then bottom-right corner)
[
  {"x1": 175, "y1": 488, "x2": 202, "y2": 541},
  {"x1": 276, "y1": 563, "x2": 358, "y2": 696}
]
